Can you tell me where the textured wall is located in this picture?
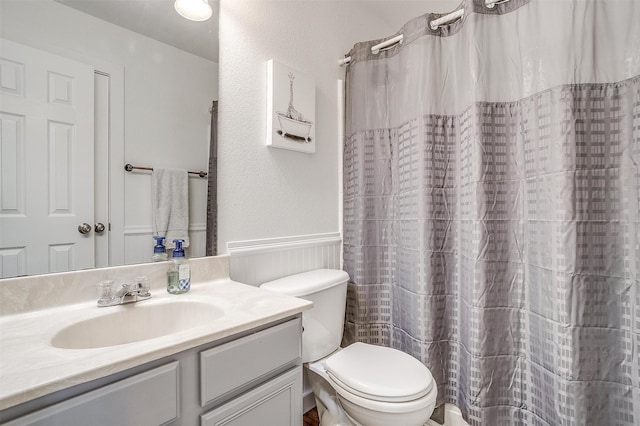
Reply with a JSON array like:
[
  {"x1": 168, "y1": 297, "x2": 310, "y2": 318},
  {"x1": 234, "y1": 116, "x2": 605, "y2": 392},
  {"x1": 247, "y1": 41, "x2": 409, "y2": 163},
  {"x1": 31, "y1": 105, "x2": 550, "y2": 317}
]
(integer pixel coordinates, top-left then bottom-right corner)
[{"x1": 217, "y1": 1, "x2": 342, "y2": 253}]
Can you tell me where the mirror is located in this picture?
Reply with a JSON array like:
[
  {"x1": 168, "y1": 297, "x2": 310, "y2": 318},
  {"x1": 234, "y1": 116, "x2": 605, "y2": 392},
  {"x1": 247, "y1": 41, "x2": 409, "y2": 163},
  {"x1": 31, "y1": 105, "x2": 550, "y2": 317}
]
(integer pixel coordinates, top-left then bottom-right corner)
[{"x1": 0, "y1": 0, "x2": 219, "y2": 278}]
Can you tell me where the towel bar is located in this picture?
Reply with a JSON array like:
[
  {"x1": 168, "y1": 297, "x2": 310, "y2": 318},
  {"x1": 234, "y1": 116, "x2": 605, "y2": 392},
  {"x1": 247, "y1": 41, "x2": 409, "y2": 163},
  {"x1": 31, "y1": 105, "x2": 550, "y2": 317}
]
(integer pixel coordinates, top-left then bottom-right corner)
[{"x1": 124, "y1": 163, "x2": 207, "y2": 178}]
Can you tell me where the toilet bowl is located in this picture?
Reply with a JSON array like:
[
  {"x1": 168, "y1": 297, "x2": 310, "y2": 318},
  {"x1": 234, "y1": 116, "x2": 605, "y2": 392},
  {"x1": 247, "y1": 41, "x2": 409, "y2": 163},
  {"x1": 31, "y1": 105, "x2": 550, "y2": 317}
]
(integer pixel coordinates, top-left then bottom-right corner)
[
  {"x1": 261, "y1": 269, "x2": 437, "y2": 426},
  {"x1": 309, "y1": 343, "x2": 437, "y2": 426}
]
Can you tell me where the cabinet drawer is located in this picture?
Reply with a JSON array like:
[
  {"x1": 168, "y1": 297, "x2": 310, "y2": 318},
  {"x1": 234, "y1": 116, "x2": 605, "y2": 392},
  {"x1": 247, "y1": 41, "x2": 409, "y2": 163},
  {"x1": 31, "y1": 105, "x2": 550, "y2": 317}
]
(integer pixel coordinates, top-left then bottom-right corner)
[
  {"x1": 200, "y1": 367, "x2": 302, "y2": 426},
  {"x1": 200, "y1": 318, "x2": 301, "y2": 406},
  {"x1": 5, "y1": 362, "x2": 179, "y2": 426}
]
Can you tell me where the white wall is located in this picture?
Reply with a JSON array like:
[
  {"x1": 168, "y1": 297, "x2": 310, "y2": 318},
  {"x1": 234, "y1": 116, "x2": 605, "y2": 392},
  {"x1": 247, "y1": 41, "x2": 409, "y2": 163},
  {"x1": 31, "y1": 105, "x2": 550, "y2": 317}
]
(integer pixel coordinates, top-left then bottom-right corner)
[
  {"x1": 1, "y1": 0, "x2": 218, "y2": 263},
  {"x1": 217, "y1": 0, "x2": 462, "y2": 253}
]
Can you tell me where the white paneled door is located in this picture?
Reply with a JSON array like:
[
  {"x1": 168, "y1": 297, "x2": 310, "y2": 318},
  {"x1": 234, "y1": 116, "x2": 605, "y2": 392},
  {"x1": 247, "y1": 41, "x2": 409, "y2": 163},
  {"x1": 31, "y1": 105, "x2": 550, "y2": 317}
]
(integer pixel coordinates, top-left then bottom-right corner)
[{"x1": 0, "y1": 39, "x2": 95, "y2": 278}]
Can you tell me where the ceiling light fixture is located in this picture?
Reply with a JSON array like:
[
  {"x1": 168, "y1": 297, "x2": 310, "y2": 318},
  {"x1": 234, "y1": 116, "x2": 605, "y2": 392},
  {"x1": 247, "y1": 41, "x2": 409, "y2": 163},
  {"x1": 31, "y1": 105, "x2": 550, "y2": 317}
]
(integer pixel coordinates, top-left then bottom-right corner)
[{"x1": 174, "y1": 0, "x2": 212, "y2": 22}]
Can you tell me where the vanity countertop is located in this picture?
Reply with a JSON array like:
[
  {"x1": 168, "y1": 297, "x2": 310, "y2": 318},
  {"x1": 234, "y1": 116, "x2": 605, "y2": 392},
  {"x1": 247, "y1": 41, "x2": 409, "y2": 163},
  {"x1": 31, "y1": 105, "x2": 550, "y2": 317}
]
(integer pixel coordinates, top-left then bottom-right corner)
[{"x1": 0, "y1": 277, "x2": 312, "y2": 410}]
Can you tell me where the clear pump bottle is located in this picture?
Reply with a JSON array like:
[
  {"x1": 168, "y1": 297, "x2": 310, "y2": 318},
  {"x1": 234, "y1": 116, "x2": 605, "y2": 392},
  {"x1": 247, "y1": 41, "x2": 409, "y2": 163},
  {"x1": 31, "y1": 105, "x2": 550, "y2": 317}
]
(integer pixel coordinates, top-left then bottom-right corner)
[
  {"x1": 167, "y1": 239, "x2": 190, "y2": 294},
  {"x1": 152, "y1": 236, "x2": 168, "y2": 262}
]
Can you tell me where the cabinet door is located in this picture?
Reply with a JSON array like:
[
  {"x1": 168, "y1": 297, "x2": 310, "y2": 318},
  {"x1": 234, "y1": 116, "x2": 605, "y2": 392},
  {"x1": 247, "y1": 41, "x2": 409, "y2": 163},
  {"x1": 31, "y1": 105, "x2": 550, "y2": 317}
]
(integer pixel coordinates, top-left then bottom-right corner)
[
  {"x1": 201, "y1": 367, "x2": 302, "y2": 426},
  {"x1": 4, "y1": 362, "x2": 178, "y2": 426}
]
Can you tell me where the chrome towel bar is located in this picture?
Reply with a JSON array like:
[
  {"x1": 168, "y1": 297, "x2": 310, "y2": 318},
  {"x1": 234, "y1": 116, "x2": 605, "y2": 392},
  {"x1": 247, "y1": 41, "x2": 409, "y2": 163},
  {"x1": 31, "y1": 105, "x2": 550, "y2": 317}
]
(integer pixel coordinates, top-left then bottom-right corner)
[{"x1": 124, "y1": 163, "x2": 207, "y2": 178}]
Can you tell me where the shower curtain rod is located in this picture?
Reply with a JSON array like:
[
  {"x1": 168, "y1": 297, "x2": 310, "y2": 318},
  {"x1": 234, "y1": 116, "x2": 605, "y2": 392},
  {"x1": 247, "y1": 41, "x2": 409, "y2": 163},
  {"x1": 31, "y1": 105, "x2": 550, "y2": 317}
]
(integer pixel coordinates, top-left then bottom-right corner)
[{"x1": 338, "y1": 0, "x2": 510, "y2": 66}]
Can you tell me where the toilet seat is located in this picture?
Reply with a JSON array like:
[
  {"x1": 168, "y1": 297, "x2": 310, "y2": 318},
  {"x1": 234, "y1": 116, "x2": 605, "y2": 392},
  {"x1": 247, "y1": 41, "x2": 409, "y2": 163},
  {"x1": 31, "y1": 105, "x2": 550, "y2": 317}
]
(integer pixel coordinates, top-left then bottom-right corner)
[
  {"x1": 325, "y1": 360, "x2": 433, "y2": 404},
  {"x1": 324, "y1": 342, "x2": 434, "y2": 403},
  {"x1": 329, "y1": 375, "x2": 437, "y2": 414}
]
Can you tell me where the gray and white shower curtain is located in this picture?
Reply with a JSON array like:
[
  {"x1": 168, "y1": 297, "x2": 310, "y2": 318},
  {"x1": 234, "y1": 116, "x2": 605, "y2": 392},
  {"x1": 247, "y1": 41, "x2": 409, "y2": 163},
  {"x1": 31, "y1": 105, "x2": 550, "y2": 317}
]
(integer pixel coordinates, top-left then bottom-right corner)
[{"x1": 342, "y1": 0, "x2": 639, "y2": 424}]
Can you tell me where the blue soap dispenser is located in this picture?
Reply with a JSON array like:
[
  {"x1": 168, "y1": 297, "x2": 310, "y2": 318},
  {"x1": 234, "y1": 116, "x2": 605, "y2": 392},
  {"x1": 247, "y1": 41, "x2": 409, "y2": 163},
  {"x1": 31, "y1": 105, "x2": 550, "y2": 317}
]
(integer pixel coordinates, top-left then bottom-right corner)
[
  {"x1": 152, "y1": 236, "x2": 168, "y2": 262},
  {"x1": 167, "y1": 239, "x2": 190, "y2": 294}
]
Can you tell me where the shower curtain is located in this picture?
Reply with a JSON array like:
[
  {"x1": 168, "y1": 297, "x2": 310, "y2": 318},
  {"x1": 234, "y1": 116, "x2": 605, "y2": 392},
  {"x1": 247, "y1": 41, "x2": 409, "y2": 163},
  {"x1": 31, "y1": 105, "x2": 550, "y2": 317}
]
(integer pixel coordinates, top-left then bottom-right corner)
[
  {"x1": 206, "y1": 100, "x2": 218, "y2": 256},
  {"x1": 342, "y1": 0, "x2": 639, "y2": 424}
]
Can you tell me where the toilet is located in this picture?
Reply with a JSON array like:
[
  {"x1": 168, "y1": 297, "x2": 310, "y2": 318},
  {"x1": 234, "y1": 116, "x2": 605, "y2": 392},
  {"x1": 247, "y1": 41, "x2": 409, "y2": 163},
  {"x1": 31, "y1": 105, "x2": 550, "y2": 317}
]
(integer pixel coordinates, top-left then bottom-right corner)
[{"x1": 260, "y1": 269, "x2": 437, "y2": 426}]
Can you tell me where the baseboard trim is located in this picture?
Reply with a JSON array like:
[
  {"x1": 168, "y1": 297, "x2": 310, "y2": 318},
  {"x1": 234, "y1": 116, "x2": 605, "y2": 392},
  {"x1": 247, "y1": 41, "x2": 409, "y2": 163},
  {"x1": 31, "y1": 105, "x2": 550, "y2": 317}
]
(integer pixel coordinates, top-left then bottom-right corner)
[{"x1": 303, "y1": 388, "x2": 316, "y2": 414}]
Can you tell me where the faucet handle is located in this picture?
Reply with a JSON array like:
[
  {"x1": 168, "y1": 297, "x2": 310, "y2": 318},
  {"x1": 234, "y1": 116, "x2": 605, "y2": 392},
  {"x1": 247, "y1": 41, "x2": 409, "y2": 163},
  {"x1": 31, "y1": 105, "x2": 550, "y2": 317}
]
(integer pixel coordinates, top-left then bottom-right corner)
[
  {"x1": 135, "y1": 276, "x2": 151, "y2": 296},
  {"x1": 96, "y1": 278, "x2": 151, "y2": 307},
  {"x1": 97, "y1": 280, "x2": 116, "y2": 306}
]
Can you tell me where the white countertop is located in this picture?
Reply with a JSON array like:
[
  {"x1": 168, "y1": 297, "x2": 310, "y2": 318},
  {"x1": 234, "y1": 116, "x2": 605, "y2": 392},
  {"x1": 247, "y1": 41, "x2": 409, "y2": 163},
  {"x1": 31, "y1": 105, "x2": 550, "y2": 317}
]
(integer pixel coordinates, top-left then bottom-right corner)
[{"x1": 0, "y1": 278, "x2": 312, "y2": 410}]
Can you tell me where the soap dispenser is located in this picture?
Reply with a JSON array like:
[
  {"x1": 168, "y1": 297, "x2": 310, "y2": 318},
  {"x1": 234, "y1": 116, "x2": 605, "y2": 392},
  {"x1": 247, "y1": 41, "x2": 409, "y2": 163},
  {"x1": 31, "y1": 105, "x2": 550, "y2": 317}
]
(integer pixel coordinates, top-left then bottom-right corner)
[
  {"x1": 152, "y1": 236, "x2": 168, "y2": 262},
  {"x1": 167, "y1": 239, "x2": 190, "y2": 294}
]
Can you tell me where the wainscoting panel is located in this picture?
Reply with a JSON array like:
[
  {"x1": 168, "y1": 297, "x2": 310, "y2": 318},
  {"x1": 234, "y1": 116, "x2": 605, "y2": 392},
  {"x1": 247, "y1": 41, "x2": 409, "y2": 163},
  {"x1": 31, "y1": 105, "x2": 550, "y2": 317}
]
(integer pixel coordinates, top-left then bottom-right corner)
[
  {"x1": 123, "y1": 224, "x2": 206, "y2": 265},
  {"x1": 227, "y1": 232, "x2": 342, "y2": 414},
  {"x1": 227, "y1": 233, "x2": 342, "y2": 287}
]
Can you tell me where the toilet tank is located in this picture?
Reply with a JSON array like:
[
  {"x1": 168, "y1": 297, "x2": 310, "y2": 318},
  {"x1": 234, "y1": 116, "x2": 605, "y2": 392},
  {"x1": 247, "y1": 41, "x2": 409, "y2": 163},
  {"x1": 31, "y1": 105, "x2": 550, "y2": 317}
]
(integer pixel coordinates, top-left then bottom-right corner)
[{"x1": 260, "y1": 269, "x2": 349, "y2": 363}]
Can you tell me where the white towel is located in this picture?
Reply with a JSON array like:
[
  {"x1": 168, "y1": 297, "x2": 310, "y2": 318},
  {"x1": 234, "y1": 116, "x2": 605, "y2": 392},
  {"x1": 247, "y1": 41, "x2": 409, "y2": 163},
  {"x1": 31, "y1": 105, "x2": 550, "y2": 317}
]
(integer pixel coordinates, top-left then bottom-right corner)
[{"x1": 152, "y1": 168, "x2": 189, "y2": 248}]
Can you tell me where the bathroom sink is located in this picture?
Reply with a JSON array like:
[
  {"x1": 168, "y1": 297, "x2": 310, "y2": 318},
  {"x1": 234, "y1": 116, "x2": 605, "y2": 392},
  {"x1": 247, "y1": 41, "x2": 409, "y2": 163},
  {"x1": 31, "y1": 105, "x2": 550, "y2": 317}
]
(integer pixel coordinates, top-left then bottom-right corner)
[{"x1": 50, "y1": 300, "x2": 224, "y2": 349}]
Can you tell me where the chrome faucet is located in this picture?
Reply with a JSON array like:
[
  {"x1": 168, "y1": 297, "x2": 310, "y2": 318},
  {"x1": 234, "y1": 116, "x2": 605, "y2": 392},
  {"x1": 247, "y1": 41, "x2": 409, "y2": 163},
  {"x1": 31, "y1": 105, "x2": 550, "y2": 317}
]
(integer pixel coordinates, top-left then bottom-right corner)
[{"x1": 97, "y1": 277, "x2": 151, "y2": 307}]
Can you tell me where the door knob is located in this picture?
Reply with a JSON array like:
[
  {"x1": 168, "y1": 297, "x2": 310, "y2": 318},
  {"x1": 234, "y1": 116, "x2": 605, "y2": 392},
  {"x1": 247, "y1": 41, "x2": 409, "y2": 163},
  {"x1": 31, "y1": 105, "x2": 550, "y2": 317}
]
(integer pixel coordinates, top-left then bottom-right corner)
[
  {"x1": 78, "y1": 223, "x2": 92, "y2": 234},
  {"x1": 95, "y1": 223, "x2": 106, "y2": 234}
]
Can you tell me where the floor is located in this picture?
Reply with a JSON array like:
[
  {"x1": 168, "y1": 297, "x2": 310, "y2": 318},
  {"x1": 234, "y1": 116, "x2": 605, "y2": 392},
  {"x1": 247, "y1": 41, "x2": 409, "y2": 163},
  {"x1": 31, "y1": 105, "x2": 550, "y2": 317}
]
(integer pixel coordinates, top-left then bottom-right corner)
[
  {"x1": 303, "y1": 408, "x2": 320, "y2": 426},
  {"x1": 302, "y1": 403, "x2": 469, "y2": 426},
  {"x1": 426, "y1": 404, "x2": 469, "y2": 426}
]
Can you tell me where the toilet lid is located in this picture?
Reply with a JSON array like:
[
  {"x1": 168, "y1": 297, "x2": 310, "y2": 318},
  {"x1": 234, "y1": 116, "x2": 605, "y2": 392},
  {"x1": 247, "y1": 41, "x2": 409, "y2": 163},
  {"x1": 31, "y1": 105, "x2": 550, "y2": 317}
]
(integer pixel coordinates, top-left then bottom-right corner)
[
  {"x1": 260, "y1": 269, "x2": 349, "y2": 297},
  {"x1": 324, "y1": 342, "x2": 434, "y2": 403}
]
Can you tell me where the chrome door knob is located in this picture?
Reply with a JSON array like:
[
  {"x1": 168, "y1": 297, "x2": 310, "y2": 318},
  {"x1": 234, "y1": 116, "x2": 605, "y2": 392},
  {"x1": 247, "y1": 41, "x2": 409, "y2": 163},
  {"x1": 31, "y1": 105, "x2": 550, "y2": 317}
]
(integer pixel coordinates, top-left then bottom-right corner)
[
  {"x1": 95, "y1": 223, "x2": 106, "y2": 234},
  {"x1": 78, "y1": 223, "x2": 92, "y2": 234}
]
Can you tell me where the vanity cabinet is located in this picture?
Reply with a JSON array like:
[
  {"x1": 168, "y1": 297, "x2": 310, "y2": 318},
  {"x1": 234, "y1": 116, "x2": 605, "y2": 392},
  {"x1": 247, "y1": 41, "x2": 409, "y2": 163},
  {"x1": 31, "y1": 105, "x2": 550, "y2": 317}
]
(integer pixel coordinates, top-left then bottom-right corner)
[{"x1": 1, "y1": 316, "x2": 302, "y2": 426}]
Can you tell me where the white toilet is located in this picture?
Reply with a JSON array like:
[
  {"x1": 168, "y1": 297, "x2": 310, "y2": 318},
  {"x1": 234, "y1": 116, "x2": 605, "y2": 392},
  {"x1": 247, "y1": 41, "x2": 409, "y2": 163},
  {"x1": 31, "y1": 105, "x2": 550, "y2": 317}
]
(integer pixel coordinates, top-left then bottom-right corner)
[{"x1": 261, "y1": 269, "x2": 437, "y2": 426}]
